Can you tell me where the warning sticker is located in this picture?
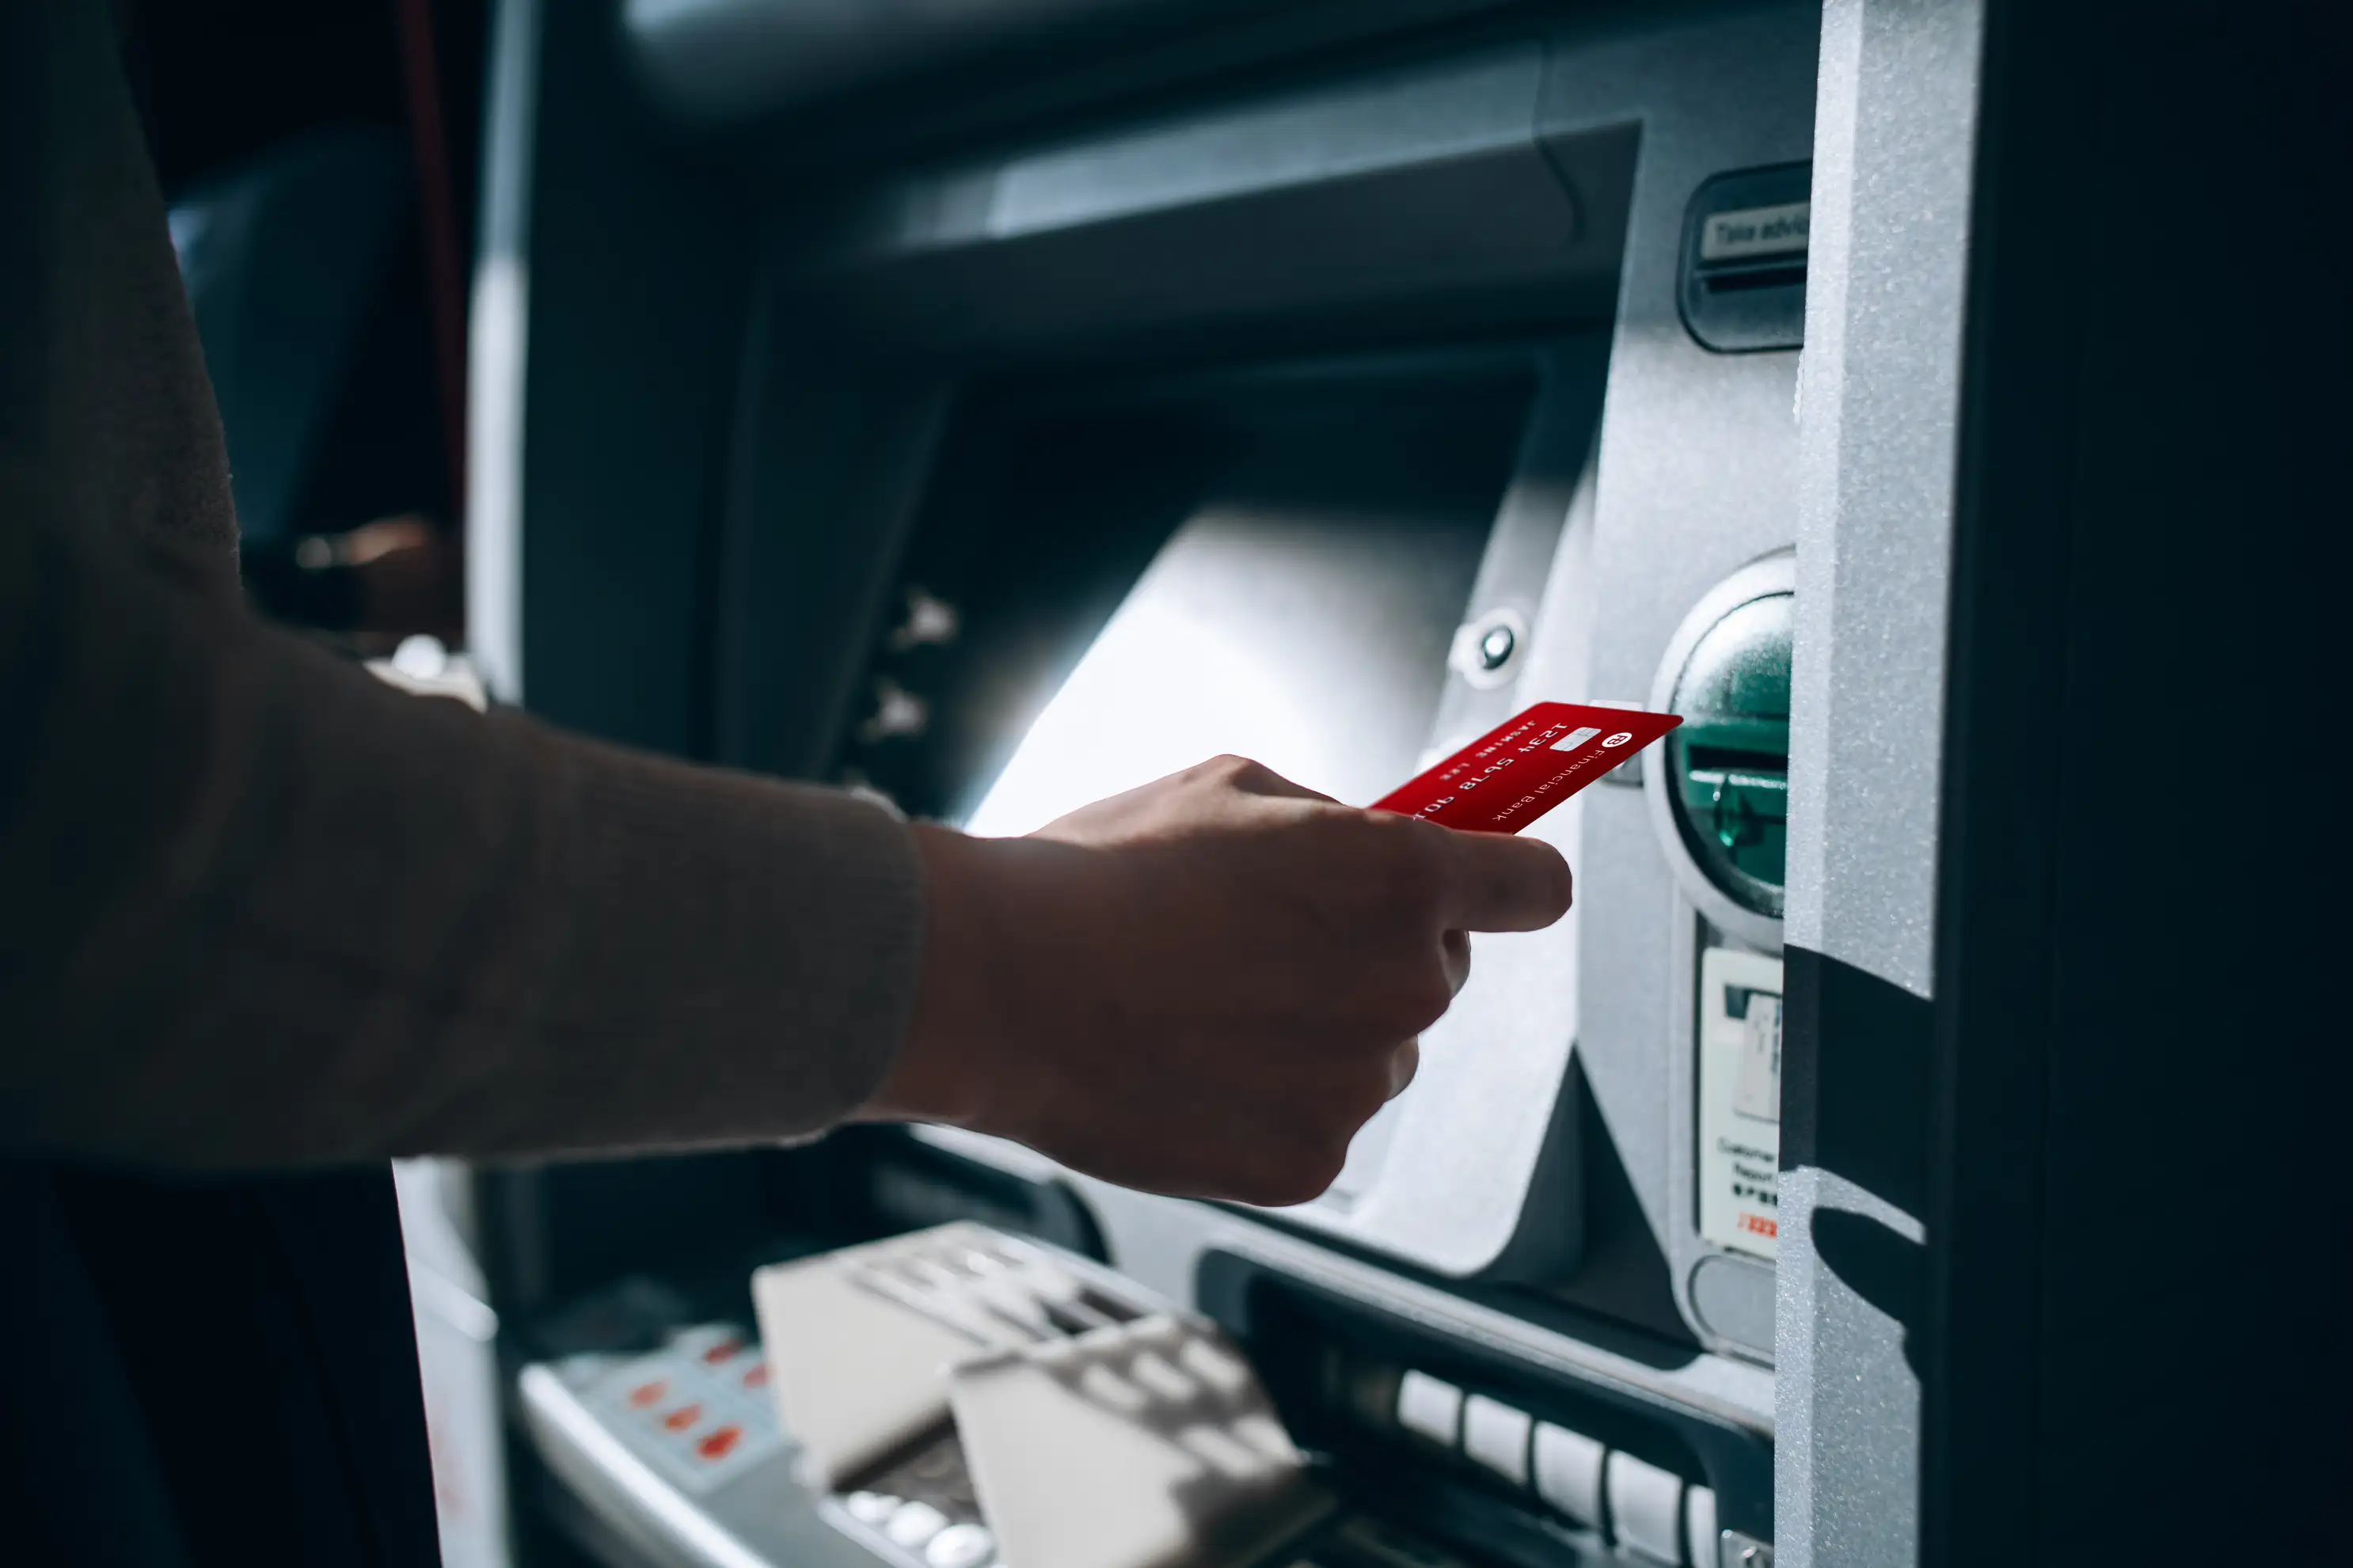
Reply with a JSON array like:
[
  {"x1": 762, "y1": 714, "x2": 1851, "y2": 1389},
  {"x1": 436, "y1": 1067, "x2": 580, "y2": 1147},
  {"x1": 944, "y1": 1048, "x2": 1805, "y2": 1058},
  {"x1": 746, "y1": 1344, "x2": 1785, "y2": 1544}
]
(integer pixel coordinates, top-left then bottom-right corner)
[{"x1": 1697, "y1": 947, "x2": 1782, "y2": 1262}]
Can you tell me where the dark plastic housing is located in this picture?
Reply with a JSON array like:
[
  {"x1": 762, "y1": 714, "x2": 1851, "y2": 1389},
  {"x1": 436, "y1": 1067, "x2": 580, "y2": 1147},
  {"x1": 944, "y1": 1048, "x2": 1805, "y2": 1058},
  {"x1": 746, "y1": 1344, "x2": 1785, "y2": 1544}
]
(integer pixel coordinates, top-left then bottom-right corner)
[{"x1": 1679, "y1": 163, "x2": 1811, "y2": 352}]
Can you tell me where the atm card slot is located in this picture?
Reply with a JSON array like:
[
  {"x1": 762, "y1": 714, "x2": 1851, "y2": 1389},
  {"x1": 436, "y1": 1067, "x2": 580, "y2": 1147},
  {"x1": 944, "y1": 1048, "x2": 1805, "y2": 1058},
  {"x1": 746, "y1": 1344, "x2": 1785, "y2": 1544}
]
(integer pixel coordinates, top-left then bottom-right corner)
[{"x1": 1695, "y1": 261, "x2": 1807, "y2": 294}]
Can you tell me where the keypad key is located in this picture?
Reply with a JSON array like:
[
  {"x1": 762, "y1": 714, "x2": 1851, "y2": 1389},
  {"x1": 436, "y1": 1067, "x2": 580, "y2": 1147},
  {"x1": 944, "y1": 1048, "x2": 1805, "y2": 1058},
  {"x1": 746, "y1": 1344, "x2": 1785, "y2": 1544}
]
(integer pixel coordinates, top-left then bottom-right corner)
[
  {"x1": 1176, "y1": 1338, "x2": 1253, "y2": 1399},
  {"x1": 926, "y1": 1522, "x2": 996, "y2": 1568},
  {"x1": 885, "y1": 1501, "x2": 949, "y2": 1548},
  {"x1": 1127, "y1": 1352, "x2": 1199, "y2": 1404}
]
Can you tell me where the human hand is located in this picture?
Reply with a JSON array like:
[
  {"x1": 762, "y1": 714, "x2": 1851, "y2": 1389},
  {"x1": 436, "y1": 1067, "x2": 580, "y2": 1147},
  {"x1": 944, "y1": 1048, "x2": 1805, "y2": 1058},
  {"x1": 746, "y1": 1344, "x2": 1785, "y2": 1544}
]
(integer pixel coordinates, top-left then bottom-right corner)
[{"x1": 865, "y1": 755, "x2": 1572, "y2": 1205}]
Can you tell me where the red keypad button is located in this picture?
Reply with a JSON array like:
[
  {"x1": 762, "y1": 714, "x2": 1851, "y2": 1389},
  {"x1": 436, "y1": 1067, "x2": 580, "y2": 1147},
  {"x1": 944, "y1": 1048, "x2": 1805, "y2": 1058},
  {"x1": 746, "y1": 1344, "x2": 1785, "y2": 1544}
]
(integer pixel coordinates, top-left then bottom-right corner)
[
  {"x1": 628, "y1": 1380, "x2": 667, "y2": 1408},
  {"x1": 698, "y1": 1425, "x2": 742, "y2": 1460},
  {"x1": 741, "y1": 1363, "x2": 768, "y2": 1390},
  {"x1": 662, "y1": 1403, "x2": 702, "y2": 1432},
  {"x1": 701, "y1": 1338, "x2": 744, "y2": 1365}
]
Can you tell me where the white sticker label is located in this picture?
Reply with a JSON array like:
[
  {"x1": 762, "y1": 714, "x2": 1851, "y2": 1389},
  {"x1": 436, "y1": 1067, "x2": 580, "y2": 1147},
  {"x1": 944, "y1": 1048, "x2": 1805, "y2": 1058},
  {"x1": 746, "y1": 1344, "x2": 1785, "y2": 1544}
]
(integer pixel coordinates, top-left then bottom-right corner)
[
  {"x1": 1699, "y1": 199, "x2": 1811, "y2": 263},
  {"x1": 1733, "y1": 993, "x2": 1782, "y2": 1123},
  {"x1": 1697, "y1": 947, "x2": 1783, "y2": 1262}
]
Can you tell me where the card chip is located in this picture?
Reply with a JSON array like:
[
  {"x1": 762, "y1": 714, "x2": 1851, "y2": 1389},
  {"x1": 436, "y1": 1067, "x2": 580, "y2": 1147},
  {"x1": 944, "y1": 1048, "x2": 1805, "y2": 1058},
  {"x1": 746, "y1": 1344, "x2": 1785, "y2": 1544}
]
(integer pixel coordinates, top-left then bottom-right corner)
[{"x1": 1550, "y1": 727, "x2": 1603, "y2": 752}]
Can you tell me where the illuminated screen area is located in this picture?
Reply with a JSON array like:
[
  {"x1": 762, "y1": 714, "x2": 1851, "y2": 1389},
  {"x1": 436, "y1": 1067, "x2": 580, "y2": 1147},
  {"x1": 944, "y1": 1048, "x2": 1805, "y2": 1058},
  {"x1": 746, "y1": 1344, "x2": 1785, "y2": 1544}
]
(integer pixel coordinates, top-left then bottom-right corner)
[
  {"x1": 838, "y1": 362, "x2": 1535, "y2": 833},
  {"x1": 967, "y1": 497, "x2": 1494, "y2": 833}
]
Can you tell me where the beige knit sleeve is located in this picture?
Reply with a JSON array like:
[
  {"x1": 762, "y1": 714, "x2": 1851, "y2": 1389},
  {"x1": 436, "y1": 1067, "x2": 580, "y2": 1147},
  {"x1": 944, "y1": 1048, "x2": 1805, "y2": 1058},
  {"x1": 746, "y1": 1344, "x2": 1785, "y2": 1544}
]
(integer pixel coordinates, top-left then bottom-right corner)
[
  {"x1": 0, "y1": 0, "x2": 926, "y2": 1170},
  {"x1": 0, "y1": 514, "x2": 927, "y2": 1168}
]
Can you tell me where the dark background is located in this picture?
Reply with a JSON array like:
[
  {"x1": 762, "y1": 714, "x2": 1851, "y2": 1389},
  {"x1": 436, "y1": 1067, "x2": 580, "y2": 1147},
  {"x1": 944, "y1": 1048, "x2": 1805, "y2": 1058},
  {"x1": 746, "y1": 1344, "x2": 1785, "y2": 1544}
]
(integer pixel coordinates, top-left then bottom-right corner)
[{"x1": 116, "y1": 0, "x2": 490, "y2": 637}]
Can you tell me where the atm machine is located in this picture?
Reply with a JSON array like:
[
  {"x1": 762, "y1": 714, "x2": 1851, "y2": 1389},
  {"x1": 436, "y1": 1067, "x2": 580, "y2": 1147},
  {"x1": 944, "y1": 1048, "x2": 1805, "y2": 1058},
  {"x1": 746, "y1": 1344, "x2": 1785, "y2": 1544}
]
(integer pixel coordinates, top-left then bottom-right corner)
[{"x1": 405, "y1": 0, "x2": 2309, "y2": 1565}]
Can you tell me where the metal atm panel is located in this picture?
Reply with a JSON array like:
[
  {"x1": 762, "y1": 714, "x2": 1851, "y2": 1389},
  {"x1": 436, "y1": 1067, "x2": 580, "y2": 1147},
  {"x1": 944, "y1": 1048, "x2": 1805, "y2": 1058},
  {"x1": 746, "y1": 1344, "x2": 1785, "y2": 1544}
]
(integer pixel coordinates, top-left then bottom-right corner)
[
  {"x1": 881, "y1": 345, "x2": 1606, "y2": 1281},
  {"x1": 800, "y1": 8, "x2": 1826, "y2": 1312},
  {"x1": 468, "y1": 4, "x2": 1846, "y2": 1564}
]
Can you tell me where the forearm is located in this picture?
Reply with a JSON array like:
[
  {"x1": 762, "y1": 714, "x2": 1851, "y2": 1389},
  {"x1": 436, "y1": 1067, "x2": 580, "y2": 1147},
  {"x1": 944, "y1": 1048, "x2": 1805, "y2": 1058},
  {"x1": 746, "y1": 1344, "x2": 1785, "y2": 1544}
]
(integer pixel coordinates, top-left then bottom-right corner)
[{"x1": 0, "y1": 520, "x2": 923, "y2": 1169}]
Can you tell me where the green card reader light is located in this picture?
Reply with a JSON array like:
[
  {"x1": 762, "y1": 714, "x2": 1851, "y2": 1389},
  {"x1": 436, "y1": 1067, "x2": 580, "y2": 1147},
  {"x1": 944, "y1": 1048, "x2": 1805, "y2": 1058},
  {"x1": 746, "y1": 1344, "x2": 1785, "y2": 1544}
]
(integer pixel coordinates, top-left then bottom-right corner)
[
  {"x1": 1669, "y1": 593, "x2": 1790, "y2": 914},
  {"x1": 1648, "y1": 551, "x2": 1793, "y2": 951}
]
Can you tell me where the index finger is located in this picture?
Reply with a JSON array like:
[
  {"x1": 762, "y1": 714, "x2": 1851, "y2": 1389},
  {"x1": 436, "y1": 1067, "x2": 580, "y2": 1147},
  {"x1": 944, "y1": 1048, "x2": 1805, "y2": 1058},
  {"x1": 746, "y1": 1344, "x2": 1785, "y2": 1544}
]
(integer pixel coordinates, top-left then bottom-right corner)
[{"x1": 1434, "y1": 827, "x2": 1573, "y2": 932}]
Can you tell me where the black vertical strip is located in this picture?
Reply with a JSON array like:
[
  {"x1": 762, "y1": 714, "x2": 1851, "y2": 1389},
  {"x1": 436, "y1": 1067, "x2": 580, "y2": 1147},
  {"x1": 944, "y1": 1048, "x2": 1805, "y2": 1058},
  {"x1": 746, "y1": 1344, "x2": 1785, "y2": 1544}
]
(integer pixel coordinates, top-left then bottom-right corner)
[
  {"x1": 1918, "y1": 0, "x2": 2089, "y2": 1552},
  {"x1": 1926, "y1": 0, "x2": 2332, "y2": 1560},
  {"x1": 1781, "y1": 945, "x2": 1932, "y2": 1221},
  {"x1": 391, "y1": 0, "x2": 469, "y2": 527},
  {"x1": 1778, "y1": 940, "x2": 1820, "y2": 1174},
  {"x1": 42, "y1": 1167, "x2": 442, "y2": 1567}
]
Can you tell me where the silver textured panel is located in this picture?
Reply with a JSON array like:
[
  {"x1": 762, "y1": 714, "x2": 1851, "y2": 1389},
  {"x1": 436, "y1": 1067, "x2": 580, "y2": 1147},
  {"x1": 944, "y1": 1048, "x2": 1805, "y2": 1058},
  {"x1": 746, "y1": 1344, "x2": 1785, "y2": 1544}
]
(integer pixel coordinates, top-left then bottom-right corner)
[
  {"x1": 1773, "y1": 1171, "x2": 1923, "y2": 1568},
  {"x1": 1784, "y1": 0, "x2": 1979, "y2": 999},
  {"x1": 910, "y1": 1126, "x2": 1778, "y2": 1434},
  {"x1": 1777, "y1": 0, "x2": 1983, "y2": 1562}
]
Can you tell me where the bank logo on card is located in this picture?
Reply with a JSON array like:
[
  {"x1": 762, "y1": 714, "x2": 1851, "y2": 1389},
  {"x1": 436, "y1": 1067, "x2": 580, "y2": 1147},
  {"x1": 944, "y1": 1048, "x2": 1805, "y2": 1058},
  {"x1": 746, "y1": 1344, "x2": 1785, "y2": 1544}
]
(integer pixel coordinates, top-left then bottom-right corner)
[{"x1": 1374, "y1": 702, "x2": 1681, "y2": 834}]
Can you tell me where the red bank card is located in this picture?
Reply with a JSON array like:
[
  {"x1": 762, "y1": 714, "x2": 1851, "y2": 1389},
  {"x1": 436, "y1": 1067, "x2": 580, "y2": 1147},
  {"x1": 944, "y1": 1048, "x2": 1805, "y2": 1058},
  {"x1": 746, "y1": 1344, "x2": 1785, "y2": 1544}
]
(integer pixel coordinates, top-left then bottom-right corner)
[{"x1": 1373, "y1": 703, "x2": 1682, "y2": 834}]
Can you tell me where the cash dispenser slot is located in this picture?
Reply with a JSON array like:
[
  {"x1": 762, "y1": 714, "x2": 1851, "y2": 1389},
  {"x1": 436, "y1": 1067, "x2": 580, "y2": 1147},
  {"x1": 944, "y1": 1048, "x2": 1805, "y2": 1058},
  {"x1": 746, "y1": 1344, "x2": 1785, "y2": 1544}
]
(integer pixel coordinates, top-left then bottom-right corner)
[
  {"x1": 1198, "y1": 1255, "x2": 1773, "y2": 1568},
  {"x1": 520, "y1": 1223, "x2": 1624, "y2": 1568}
]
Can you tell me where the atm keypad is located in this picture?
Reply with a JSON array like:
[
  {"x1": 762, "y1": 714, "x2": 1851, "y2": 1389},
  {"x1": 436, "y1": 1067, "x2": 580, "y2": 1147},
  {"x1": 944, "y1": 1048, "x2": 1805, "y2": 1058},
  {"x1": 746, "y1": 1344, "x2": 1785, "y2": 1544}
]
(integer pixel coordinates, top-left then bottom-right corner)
[{"x1": 574, "y1": 1321, "x2": 785, "y2": 1494}]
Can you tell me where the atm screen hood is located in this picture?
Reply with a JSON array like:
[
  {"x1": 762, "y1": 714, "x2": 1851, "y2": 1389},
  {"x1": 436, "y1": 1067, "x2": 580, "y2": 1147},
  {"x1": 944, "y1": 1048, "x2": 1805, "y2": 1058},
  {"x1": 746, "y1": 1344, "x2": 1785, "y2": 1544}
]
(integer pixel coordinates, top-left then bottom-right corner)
[
  {"x1": 622, "y1": 0, "x2": 1519, "y2": 129},
  {"x1": 963, "y1": 469, "x2": 1499, "y2": 837}
]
